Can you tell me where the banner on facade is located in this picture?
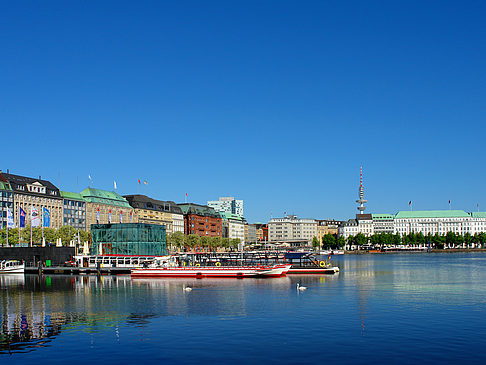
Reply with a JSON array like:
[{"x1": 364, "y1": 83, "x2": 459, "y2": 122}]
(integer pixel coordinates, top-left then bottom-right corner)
[
  {"x1": 120, "y1": 210, "x2": 122, "y2": 223},
  {"x1": 31, "y1": 206, "x2": 40, "y2": 227},
  {"x1": 108, "y1": 210, "x2": 112, "y2": 223},
  {"x1": 97, "y1": 208, "x2": 100, "y2": 224},
  {"x1": 130, "y1": 211, "x2": 132, "y2": 223},
  {"x1": 43, "y1": 207, "x2": 50, "y2": 227},
  {"x1": 19, "y1": 207, "x2": 26, "y2": 228},
  {"x1": 7, "y1": 208, "x2": 15, "y2": 228}
]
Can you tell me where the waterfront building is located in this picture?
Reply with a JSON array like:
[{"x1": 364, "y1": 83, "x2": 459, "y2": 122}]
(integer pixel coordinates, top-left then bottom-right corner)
[
  {"x1": 80, "y1": 188, "x2": 134, "y2": 231},
  {"x1": 255, "y1": 223, "x2": 268, "y2": 243},
  {"x1": 61, "y1": 191, "x2": 87, "y2": 230},
  {"x1": 268, "y1": 215, "x2": 317, "y2": 246},
  {"x1": 221, "y1": 212, "x2": 245, "y2": 243},
  {"x1": 207, "y1": 197, "x2": 244, "y2": 218},
  {"x1": 372, "y1": 214, "x2": 395, "y2": 234},
  {"x1": 316, "y1": 219, "x2": 342, "y2": 242},
  {"x1": 178, "y1": 203, "x2": 222, "y2": 236},
  {"x1": 394, "y1": 210, "x2": 486, "y2": 236},
  {"x1": 1, "y1": 172, "x2": 63, "y2": 229},
  {"x1": 245, "y1": 223, "x2": 257, "y2": 244},
  {"x1": 0, "y1": 174, "x2": 14, "y2": 229},
  {"x1": 124, "y1": 195, "x2": 184, "y2": 235},
  {"x1": 357, "y1": 214, "x2": 374, "y2": 236},
  {"x1": 90, "y1": 223, "x2": 167, "y2": 255},
  {"x1": 338, "y1": 219, "x2": 358, "y2": 239}
]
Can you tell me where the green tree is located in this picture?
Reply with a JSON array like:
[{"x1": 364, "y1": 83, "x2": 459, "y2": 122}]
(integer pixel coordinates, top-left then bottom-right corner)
[
  {"x1": 322, "y1": 234, "x2": 336, "y2": 248},
  {"x1": 186, "y1": 234, "x2": 200, "y2": 250},
  {"x1": 355, "y1": 233, "x2": 367, "y2": 247},
  {"x1": 336, "y1": 236, "x2": 345, "y2": 248},
  {"x1": 57, "y1": 226, "x2": 78, "y2": 246},
  {"x1": 312, "y1": 236, "x2": 320, "y2": 249},
  {"x1": 445, "y1": 231, "x2": 456, "y2": 247}
]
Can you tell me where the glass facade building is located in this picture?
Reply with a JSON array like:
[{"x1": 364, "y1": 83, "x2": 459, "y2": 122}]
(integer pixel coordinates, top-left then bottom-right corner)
[{"x1": 91, "y1": 223, "x2": 167, "y2": 255}]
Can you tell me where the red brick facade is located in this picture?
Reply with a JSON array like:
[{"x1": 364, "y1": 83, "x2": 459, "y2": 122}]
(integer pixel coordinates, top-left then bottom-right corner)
[{"x1": 184, "y1": 214, "x2": 222, "y2": 236}]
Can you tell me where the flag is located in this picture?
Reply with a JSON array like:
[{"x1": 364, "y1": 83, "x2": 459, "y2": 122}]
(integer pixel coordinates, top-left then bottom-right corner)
[
  {"x1": 449, "y1": 200, "x2": 451, "y2": 204},
  {"x1": 138, "y1": 179, "x2": 140, "y2": 184},
  {"x1": 108, "y1": 209, "x2": 112, "y2": 223},
  {"x1": 120, "y1": 210, "x2": 123, "y2": 223},
  {"x1": 144, "y1": 180, "x2": 148, "y2": 185},
  {"x1": 130, "y1": 211, "x2": 132, "y2": 223},
  {"x1": 88, "y1": 175, "x2": 92, "y2": 181},
  {"x1": 328, "y1": 253, "x2": 332, "y2": 261},
  {"x1": 19, "y1": 207, "x2": 26, "y2": 228},
  {"x1": 31, "y1": 206, "x2": 40, "y2": 227},
  {"x1": 114, "y1": 180, "x2": 117, "y2": 190},
  {"x1": 6, "y1": 208, "x2": 15, "y2": 228},
  {"x1": 409, "y1": 201, "x2": 412, "y2": 205},
  {"x1": 43, "y1": 207, "x2": 50, "y2": 227},
  {"x1": 96, "y1": 208, "x2": 100, "y2": 224},
  {"x1": 185, "y1": 193, "x2": 188, "y2": 197}
]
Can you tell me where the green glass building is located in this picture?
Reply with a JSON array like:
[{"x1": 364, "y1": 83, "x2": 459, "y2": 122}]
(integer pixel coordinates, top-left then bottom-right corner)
[{"x1": 90, "y1": 223, "x2": 167, "y2": 255}]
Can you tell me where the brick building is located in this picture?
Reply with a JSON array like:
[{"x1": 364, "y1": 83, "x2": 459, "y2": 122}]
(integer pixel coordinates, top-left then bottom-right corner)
[{"x1": 178, "y1": 203, "x2": 222, "y2": 236}]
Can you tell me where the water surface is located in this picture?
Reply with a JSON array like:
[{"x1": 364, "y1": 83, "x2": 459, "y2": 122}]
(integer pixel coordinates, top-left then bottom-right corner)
[{"x1": 1, "y1": 253, "x2": 485, "y2": 364}]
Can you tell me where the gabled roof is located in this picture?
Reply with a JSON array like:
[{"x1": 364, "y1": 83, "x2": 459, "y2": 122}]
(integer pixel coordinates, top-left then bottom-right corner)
[
  {"x1": 124, "y1": 194, "x2": 183, "y2": 214},
  {"x1": 80, "y1": 187, "x2": 131, "y2": 208},
  {"x1": 395, "y1": 210, "x2": 470, "y2": 219}
]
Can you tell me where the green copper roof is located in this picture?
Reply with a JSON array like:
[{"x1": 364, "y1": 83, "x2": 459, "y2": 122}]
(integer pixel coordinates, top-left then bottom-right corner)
[
  {"x1": 221, "y1": 212, "x2": 243, "y2": 221},
  {"x1": 471, "y1": 212, "x2": 486, "y2": 218},
  {"x1": 61, "y1": 191, "x2": 86, "y2": 201},
  {"x1": 80, "y1": 187, "x2": 131, "y2": 208},
  {"x1": 178, "y1": 203, "x2": 220, "y2": 218},
  {"x1": 372, "y1": 214, "x2": 394, "y2": 220},
  {"x1": 395, "y1": 210, "x2": 470, "y2": 219}
]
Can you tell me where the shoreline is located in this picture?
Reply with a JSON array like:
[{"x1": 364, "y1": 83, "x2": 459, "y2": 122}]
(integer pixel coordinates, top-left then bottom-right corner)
[{"x1": 344, "y1": 248, "x2": 486, "y2": 254}]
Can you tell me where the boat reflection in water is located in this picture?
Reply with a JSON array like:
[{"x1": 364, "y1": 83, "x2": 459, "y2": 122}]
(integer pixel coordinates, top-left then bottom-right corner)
[{"x1": 0, "y1": 274, "x2": 334, "y2": 355}]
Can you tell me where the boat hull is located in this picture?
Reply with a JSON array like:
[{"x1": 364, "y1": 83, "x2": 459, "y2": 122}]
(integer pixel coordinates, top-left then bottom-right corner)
[
  {"x1": 288, "y1": 266, "x2": 340, "y2": 274},
  {"x1": 131, "y1": 265, "x2": 291, "y2": 278}
]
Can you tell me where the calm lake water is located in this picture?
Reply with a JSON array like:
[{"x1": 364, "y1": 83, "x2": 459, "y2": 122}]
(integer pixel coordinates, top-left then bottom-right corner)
[{"x1": 1, "y1": 253, "x2": 486, "y2": 364}]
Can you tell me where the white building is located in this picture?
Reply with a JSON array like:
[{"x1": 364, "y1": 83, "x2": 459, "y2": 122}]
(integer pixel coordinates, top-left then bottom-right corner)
[
  {"x1": 221, "y1": 212, "x2": 245, "y2": 243},
  {"x1": 338, "y1": 219, "x2": 358, "y2": 239},
  {"x1": 207, "y1": 197, "x2": 244, "y2": 218},
  {"x1": 268, "y1": 215, "x2": 317, "y2": 245},
  {"x1": 394, "y1": 210, "x2": 486, "y2": 236},
  {"x1": 372, "y1": 214, "x2": 395, "y2": 234}
]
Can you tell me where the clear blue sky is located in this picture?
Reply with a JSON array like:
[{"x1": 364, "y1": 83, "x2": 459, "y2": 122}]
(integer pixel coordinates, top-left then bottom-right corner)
[{"x1": 2, "y1": 1, "x2": 486, "y2": 222}]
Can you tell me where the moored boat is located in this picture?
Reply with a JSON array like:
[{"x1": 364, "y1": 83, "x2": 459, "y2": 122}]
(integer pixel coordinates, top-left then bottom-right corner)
[
  {"x1": 131, "y1": 263, "x2": 291, "y2": 278},
  {"x1": 0, "y1": 260, "x2": 25, "y2": 274}
]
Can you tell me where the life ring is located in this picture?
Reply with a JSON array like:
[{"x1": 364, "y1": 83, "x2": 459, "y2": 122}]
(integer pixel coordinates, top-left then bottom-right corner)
[
  {"x1": 195, "y1": 263, "x2": 200, "y2": 267},
  {"x1": 319, "y1": 261, "x2": 327, "y2": 268},
  {"x1": 215, "y1": 262, "x2": 221, "y2": 267}
]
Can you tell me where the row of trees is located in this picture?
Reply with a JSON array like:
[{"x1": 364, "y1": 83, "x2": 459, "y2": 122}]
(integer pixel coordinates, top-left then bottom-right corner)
[
  {"x1": 318, "y1": 232, "x2": 486, "y2": 249},
  {"x1": 166, "y1": 231, "x2": 241, "y2": 252},
  {"x1": 0, "y1": 226, "x2": 89, "y2": 247}
]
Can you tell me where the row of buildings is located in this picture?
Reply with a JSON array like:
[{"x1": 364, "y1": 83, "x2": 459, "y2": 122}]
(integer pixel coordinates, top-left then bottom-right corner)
[{"x1": 0, "y1": 171, "x2": 267, "y2": 244}]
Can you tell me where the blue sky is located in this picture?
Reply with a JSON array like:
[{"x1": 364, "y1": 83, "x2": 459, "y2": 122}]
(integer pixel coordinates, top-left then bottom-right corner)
[{"x1": 2, "y1": 1, "x2": 486, "y2": 222}]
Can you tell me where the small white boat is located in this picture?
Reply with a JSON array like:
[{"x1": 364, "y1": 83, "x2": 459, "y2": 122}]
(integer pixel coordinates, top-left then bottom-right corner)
[{"x1": 0, "y1": 260, "x2": 25, "y2": 274}]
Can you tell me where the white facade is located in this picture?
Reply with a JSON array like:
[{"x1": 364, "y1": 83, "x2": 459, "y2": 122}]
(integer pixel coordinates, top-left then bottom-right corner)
[
  {"x1": 207, "y1": 197, "x2": 244, "y2": 218},
  {"x1": 268, "y1": 215, "x2": 317, "y2": 243},
  {"x1": 394, "y1": 210, "x2": 486, "y2": 236},
  {"x1": 338, "y1": 219, "x2": 359, "y2": 239},
  {"x1": 172, "y1": 213, "x2": 185, "y2": 233},
  {"x1": 229, "y1": 219, "x2": 245, "y2": 243}
]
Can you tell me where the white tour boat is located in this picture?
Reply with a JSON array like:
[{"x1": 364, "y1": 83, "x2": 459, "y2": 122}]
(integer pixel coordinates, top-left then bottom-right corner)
[{"x1": 0, "y1": 260, "x2": 25, "y2": 274}]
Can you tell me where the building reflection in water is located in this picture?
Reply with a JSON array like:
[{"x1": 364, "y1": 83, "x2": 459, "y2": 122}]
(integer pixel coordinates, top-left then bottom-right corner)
[{"x1": 0, "y1": 274, "x2": 315, "y2": 354}]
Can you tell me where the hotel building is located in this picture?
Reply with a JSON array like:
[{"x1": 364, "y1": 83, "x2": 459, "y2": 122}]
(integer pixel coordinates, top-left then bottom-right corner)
[
  {"x1": 268, "y1": 215, "x2": 317, "y2": 245},
  {"x1": 124, "y1": 195, "x2": 184, "y2": 235}
]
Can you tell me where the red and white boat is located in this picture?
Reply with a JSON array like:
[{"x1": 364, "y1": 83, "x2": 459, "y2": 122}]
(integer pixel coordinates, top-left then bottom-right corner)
[{"x1": 131, "y1": 264, "x2": 291, "y2": 278}]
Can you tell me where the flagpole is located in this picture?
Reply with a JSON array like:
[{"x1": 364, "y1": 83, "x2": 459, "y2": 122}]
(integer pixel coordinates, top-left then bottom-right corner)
[
  {"x1": 6, "y1": 220, "x2": 8, "y2": 247},
  {"x1": 18, "y1": 204, "x2": 21, "y2": 247},
  {"x1": 30, "y1": 206, "x2": 32, "y2": 247}
]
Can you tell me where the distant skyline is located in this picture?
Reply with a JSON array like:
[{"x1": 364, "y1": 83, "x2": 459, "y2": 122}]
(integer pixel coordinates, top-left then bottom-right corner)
[{"x1": 2, "y1": 1, "x2": 486, "y2": 223}]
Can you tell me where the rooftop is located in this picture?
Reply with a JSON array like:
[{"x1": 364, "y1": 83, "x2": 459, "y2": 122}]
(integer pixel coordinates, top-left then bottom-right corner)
[
  {"x1": 80, "y1": 187, "x2": 131, "y2": 208},
  {"x1": 395, "y1": 210, "x2": 471, "y2": 219}
]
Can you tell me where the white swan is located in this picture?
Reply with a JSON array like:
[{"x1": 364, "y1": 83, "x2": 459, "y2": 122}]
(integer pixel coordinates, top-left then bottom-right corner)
[
  {"x1": 297, "y1": 283, "x2": 307, "y2": 291},
  {"x1": 183, "y1": 285, "x2": 192, "y2": 292}
]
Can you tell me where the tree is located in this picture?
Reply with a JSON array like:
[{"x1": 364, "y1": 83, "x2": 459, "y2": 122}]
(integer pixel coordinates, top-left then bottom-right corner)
[
  {"x1": 336, "y1": 236, "x2": 345, "y2": 248},
  {"x1": 312, "y1": 236, "x2": 320, "y2": 249},
  {"x1": 445, "y1": 232, "x2": 456, "y2": 247},
  {"x1": 322, "y1": 234, "x2": 336, "y2": 248},
  {"x1": 354, "y1": 233, "x2": 367, "y2": 247},
  {"x1": 186, "y1": 234, "x2": 200, "y2": 250},
  {"x1": 58, "y1": 226, "x2": 78, "y2": 246}
]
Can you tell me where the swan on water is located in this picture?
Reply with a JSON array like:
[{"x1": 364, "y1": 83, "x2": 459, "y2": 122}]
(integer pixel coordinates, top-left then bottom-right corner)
[
  {"x1": 297, "y1": 283, "x2": 307, "y2": 291},
  {"x1": 183, "y1": 285, "x2": 192, "y2": 292}
]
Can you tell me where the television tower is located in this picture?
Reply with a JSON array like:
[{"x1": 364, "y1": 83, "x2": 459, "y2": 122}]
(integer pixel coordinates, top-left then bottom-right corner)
[{"x1": 356, "y1": 166, "x2": 367, "y2": 214}]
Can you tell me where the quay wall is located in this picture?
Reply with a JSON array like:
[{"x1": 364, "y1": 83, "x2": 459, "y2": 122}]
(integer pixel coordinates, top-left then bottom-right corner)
[{"x1": 0, "y1": 247, "x2": 75, "y2": 266}]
